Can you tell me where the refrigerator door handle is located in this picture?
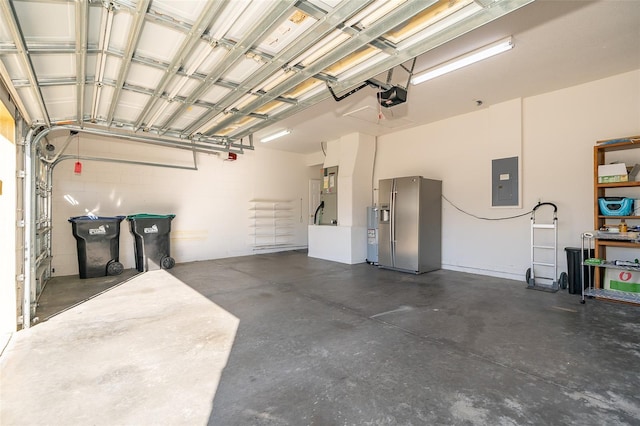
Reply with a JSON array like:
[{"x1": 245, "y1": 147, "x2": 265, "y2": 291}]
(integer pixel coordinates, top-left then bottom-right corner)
[{"x1": 391, "y1": 183, "x2": 396, "y2": 266}]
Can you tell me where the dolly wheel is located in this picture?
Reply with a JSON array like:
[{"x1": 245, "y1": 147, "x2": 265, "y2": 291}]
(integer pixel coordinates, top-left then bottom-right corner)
[
  {"x1": 107, "y1": 261, "x2": 124, "y2": 276},
  {"x1": 161, "y1": 256, "x2": 175, "y2": 270},
  {"x1": 559, "y1": 272, "x2": 568, "y2": 290}
]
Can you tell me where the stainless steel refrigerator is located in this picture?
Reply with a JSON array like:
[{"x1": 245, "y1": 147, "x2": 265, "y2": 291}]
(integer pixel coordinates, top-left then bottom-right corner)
[{"x1": 378, "y1": 176, "x2": 441, "y2": 274}]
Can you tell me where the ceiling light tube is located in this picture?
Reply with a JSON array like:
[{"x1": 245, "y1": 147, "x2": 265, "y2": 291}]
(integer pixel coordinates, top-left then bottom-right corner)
[
  {"x1": 411, "y1": 36, "x2": 513, "y2": 85},
  {"x1": 260, "y1": 129, "x2": 290, "y2": 143}
]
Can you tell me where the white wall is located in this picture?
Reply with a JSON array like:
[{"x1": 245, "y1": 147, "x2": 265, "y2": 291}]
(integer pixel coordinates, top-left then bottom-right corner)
[
  {"x1": 48, "y1": 69, "x2": 640, "y2": 279},
  {"x1": 50, "y1": 135, "x2": 311, "y2": 276},
  {"x1": 308, "y1": 132, "x2": 374, "y2": 264},
  {"x1": 375, "y1": 69, "x2": 640, "y2": 280}
]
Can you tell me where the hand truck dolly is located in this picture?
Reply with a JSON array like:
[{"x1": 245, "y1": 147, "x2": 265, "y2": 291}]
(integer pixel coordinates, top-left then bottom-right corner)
[{"x1": 526, "y1": 202, "x2": 568, "y2": 292}]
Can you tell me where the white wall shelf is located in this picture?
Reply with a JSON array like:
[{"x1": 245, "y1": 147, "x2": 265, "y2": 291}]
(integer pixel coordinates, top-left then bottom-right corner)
[{"x1": 249, "y1": 200, "x2": 296, "y2": 250}]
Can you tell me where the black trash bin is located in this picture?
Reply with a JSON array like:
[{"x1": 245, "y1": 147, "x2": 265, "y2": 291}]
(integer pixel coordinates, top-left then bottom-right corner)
[
  {"x1": 68, "y1": 216, "x2": 125, "y2": 279},
  {"x1": 127, "y1": 214, "x2": 176, "y2": 272},
  {"x1": 565, "y1": 247, "x2": 595, "y2": 294}
]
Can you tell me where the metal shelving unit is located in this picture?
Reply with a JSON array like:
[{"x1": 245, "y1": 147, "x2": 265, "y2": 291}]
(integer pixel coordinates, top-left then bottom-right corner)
[
  {"x1": 583, "y1": 136, "x2": 640, "y2": 305},
  {"x1": 592, "y1": 137, "x2": 640, "y2": 287},
  {"x1": 581, "y1": 232, "x2": 640, "y2": 304},
  {"x1": 249, "y1": 200, "x2": 295, "y2": 250}
]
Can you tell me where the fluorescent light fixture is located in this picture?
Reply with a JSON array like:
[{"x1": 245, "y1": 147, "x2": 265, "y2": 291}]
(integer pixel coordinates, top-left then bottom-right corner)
[
  {"x1": 260, "y1": 129, "x2": 290, "y2": 143},
  {"x1": 411, "y1": 36, "x2": 513, "y2": 85}
]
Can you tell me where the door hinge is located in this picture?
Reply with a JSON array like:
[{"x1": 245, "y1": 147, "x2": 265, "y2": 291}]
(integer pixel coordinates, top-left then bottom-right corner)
[
  {"x1": 16, "y1": 274, "x2": 25, "y2": 282},
  {"x1": 17, "y1": 170, "x2": 26, "y2": 178},
  {"x1": 17, "y1": 220, "x2": 25, "y2": 228}
]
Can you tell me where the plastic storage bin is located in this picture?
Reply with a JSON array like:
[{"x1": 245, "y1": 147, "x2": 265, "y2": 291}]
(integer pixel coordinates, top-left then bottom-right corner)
[
  {"x1": 127, "y1": 214, "x2": 176, "y2": 272},
  {"x1": 598, "y1": 197, "x2": 634, "y2": 216},
  {"x1": 68, "y1": 216, "x2": 125, "y2": 279},
  {"x1": 564, "y1": 247, "x2": 594, "y2": 295}
]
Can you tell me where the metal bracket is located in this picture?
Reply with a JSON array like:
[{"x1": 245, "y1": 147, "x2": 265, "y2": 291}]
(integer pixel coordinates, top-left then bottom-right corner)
[{"x1": 326, "y1": 59, "x2": 416, "y2": 103}]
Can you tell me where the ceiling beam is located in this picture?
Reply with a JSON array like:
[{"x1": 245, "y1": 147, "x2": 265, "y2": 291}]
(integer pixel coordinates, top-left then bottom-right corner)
[
  {"x1": 75, "y1": 0, "x2": 89, "y2": 127},
  {"x1": 205, "y1": 0, "x2": 439, "y2": 136},
  {"x1": 182, "y1": 0, "x2": 374, "y2": 136},
  {"x1": 335, "y1": 0, "x2": 534, "y2": 94},
  {"x1": 234, "y1": 0, "x2": 534, "y2": 141},
  {"x1": 0, "y1": 41, "x2": 98, "y2": 54},
  {"x1": 0, "y1": 58, "x2": 32, "y2": 125},
  {"x1": 0, "y1": 1, "x2": 51, "y2": 126},
  {"x1": 133, "y1": 0, "x2": 228, "y2": 130},
  {"x1": 106, "y1": 0, "x2": 151, "y2": 125},
  {"x1": 158, "y1": 0, "x2": 298, "y2": 134},
  {"x1": 90, "y1": 2, "x2": 115, "y2": 122}
]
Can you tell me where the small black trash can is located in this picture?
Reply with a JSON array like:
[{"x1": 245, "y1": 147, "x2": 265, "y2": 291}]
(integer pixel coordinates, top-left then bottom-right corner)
[
  {"x1": 68, "y1": 216, "x2": 125, "y2": 279},
  {"x1": 565, "y1": 247, "x2": 595, "y2": 294},
  {"x1": 127, "y1": 214, "x2": 176, "y2": 272}
]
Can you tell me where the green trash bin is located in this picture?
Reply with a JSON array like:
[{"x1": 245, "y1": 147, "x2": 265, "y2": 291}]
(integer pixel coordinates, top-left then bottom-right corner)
[{"x1": 127, "y1": 214, "x2": 176, "y2": 272}]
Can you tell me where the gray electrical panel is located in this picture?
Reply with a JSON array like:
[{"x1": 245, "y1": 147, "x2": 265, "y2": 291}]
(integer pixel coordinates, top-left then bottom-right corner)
[
  {"x1": 492, "y1": 156, "x2": 519, "y2": 206},
  {"x1": 319, "y1": 166, "x2": 338, "y2": 225}
]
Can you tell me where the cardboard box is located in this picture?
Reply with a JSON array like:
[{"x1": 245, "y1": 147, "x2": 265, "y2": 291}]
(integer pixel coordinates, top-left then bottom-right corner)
[
  {"x1": 598, "y1": 163, "x2": 628, "y2": 183},
  {"x1": 604, "y1": 269, "x2": 640, "y2": 293}
]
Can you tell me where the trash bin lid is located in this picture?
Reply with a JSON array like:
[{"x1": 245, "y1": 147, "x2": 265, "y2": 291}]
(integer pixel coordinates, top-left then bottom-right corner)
[
  {"x1": 69, "y1": 215, "x2": 125, "y2": 222},
  {"x1": 126, "y1": 213, "x2": 176, "y2": 220},
  {"x1": 564, "y1": 247, "x2": 583, "y2": 253}
]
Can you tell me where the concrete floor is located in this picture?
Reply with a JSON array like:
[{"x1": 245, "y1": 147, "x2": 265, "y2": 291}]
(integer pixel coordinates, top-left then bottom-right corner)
[{"x1": 2, "y1": 250, "x2": 639, "y2": 425}]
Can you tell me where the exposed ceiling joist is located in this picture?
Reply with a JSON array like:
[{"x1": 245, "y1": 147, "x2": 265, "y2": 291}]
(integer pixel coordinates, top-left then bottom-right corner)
[
  {"x1": 106, "y1": 0, "x2": 151, "y2": 125},
  {"x1": 183, "y1": 0, "x2": 374, "y2": 136},
  {"x1": 0, "y1": 0, "x2": 50, "y2": 126},
  {"x1": 159, "y1": 0, "x2": 299, "y2": 134},
  {"x1": 75, "y1": 0, "x2": 88, "y2": 127},
  {"x1": 204, "y1": 0, "x2": 439, "y2": 135},
  {"x1": 0, "y1": 0, "x2": 594, "y2": 154},
  {"x1": 133, "y1": 0, "x2": 228, "y2": 130}
]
